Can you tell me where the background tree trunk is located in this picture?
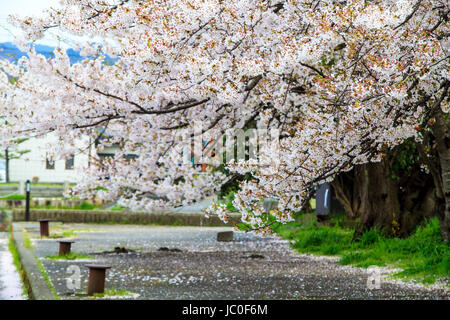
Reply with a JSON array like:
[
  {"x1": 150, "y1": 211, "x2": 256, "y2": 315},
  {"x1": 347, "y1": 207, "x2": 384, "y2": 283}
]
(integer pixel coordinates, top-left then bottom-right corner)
[
  {"x1": 5, "y1": 148, "x2": 9, "y2": 183},
  {"x1": 432, "y1": 107, "x2": 450, "y2": 241},
  {"x1": 331, "y1": 165, "x2": 366, "y2": 219},
  {"x1": 354, "y1": 158, "x2": 401, "y2": 238},
  {"x1": 349, "y1": 142, "x2": 437, "y2": 239}
]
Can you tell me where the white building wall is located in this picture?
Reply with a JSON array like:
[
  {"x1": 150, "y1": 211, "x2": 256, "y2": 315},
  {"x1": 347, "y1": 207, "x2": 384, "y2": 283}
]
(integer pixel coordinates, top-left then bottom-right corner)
[{"x1": 9, "y1": 133, "x2": 93, "y2": 183}]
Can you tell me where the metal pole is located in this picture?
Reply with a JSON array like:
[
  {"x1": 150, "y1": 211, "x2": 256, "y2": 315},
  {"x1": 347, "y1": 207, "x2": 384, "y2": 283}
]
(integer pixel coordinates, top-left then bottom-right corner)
[
  {"x1": 86, "y1": 265, "x2": 111, "y2": 296},
  {"x1": 25, "y1": 179, "x2": 30, "y2": 221},
  {"x1": 38, "y1": 219, "x2": 50, "y2": 237},
  {"x1": 58, "y1": 240, "x2": 75, "y2": 256}
]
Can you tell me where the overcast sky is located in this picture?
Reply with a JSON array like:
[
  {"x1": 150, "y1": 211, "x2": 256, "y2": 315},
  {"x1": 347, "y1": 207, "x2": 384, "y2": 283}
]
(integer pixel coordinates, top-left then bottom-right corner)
[{"x1": 0, "y1": 0, "x2": 74, "y2": 47}]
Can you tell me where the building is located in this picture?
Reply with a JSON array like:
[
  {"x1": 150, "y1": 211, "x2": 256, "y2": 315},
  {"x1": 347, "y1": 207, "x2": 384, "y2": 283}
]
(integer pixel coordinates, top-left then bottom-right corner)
[{"x1": 7, "y1": 133, "x2": 95, "y2": 183}]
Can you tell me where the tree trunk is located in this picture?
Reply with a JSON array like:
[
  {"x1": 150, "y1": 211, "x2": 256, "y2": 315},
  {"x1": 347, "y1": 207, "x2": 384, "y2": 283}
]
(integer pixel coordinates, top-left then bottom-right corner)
[
  {"x1": 302, "y1": 198, "x2": 314, "y2": 213},
  {"x1": 5, "y1": 148, "x2": 9, "y2": 183},
  {"x1": 354, "y1": 158, "x2": 401, "y2": 239},
  {"x1": 432, "y1": 107, "x2": 450, "y2": 241},
  {"x1": 331, "y1": 165, "x2": 365, "y2": 219},
  {"x1": 397, "y1": 168, "x2": 436, "y2": 236}
]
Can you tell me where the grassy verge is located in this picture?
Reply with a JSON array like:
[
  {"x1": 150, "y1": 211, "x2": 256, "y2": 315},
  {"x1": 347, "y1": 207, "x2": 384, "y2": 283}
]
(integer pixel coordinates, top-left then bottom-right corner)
[
  {"x1": 45, "y1": 253, "x2": 93, "y2": 260},
  {"x1": 22, "y1": 230, "x2": 33, "y2": 249},
  {"x1": 0, "y1": 183, "x2": 76, "y2": 188},
  {"x1": 30, "y1": 201, "x2": 101, "y2": 210},
  {"x1": 45, "y1": 230, "x2": 79, "y2": 239},
  {"x1": 34, "y1": 256, "x2": 59, "y2": 300},
  {"x1": 7, "y1": 235, "x2": 29, "y2": 298},
  {"x1": 12, "y1": 226, "x2": 60, "y2": 299},
  {"x1": 272, "y1": 215, "x2": 449, "y2": 286},
  {"x1": 75, "y1": 288, "x2": 138, "y2": 299},
  {"x1": 86, "y1": 219, "x2": 186, "y2": 226},
  {"x1": 28, "y1": 226, "x2": 98, "y2": 239},
  {"x1": 93, "y1": 288, "x2": 137, "y2": 298},
  {"x1": 110, "y1": 205, "x2": 126, "y2": 211},
  {"x1": 0, "y1": 194, "x2": 29, "y2": 200}
]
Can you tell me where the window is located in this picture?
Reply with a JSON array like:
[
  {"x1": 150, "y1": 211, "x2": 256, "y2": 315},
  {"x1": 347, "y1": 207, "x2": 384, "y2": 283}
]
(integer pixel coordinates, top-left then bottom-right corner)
[
  {"x1": 46, "y1": 157, "x2": 55, "y2": 170},
  {"x1": 65, "y1": 155, "x2": 74, "y2": 170}
]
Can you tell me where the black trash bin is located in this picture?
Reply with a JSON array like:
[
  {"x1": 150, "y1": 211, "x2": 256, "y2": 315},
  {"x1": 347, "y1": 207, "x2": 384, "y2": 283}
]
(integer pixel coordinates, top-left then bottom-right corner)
[{"x1": 315, "y1": 183, "x2": 344, "y2": 221}]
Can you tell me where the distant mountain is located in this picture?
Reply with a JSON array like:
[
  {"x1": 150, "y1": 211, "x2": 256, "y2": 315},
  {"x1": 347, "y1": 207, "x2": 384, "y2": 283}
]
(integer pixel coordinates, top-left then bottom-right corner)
[{"x1": 0, "y1": 42, "x2": 116, "y2": 65}]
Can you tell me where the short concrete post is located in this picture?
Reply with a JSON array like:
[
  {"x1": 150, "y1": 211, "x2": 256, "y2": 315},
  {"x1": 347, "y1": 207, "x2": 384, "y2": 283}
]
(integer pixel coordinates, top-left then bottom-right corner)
[
  {"x1": 58, "y1": 240, "x2": 75, "y2": 256},
  {"x1": 263, "y1": 197, "x2": 279, "y2": 213},
  {"x1": 217, "y1": 231, "x2": 234, "y2": 242},
  {"x1": 86, "y1": 265, "x2": 111, "y2": 296},
  {"x1": 63, "y1": 181, "x2": 70, "y2": 197},
  {"x1": 38, "y1": 219, "x2": 50, "y2": 237},
  {"x1": 18, "y1": 180, "x2": 25, "y2": 195}
]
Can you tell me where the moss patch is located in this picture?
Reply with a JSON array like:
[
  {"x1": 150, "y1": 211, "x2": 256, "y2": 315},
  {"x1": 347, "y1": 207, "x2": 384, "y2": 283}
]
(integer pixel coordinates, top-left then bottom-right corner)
[
  {"x1": 45, "y1": 253, "x2": 92, "y2": 261},
  {"x1": 34, "y1": 256, "x2": 59, "y2": 300},
  {"x1": 22, "y1": 230, "x2": 34, "y2": 250},
  {"x1": 75, "y1": 288, "x2": 139, "y2": 299},
  {"x1": 8, "y1": 236, "x2": 29, "y2": 297}
]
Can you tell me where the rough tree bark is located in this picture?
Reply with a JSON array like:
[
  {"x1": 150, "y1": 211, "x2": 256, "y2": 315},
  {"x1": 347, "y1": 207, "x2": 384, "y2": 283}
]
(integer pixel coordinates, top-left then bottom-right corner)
[
  {"x1": 431, "y1": 107, "x2": 450, "y2": 241},
  {"x1": 340, "y1": 144, "x2": 438, "y2": 239},
  {"x1": 4, "y1": 148, "x2": 9, "y2": 183},
  {"x1": 353, "y1": 158, "x2": 402, "y2": 238},
  {"x1": 331, "y1": 165, "x2": 365, "y2": 219}
]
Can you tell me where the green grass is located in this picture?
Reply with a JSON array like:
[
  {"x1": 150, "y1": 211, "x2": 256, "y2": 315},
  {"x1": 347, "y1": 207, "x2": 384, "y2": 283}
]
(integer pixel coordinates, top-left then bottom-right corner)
[
  {"x1": 30, "y1": 201, "x2": 100, "y2": 210},
  {"x1": 45, "y1": 232, "x2": 76, "y2": 239},
  {"x1": 110, "y1": 205, "x2": 126, "y2": 211},
  {"x1": 0, "y1": 183, "x2": 75, "y2": 188},
  {"x1": 34, "y1": 256, "x2": 59, "y2": 300},
  {"x1": 0, "y1": 194, "x2": 29, "y2": 200},
  {"x1": 273, "y1": 216, "x2": 450, "y2": 285},
  {"x1": 0, "y1": 182, "x2": 18, "y2": 186},
  {"x1": 45, "y1": 253, "x2": 93, "y2": 260},
  {"x1": 86, "y1": 219, "x2": 187, "y2": 226},
  {"x1": 8, "y1": 236, "x2": 29, "y2": 298},
  {"x1": 22, "y1": 231, "x2": 33, "y2": 249},
  {"x1": 93, "y1": 288, "x2": 137, "y2": 298},
  {"x1": 75, "y1": 288, "x2": 137, "y2": 298},
  {"x1": 28, "y1": 226, "x2": 85, "y2": 239}
]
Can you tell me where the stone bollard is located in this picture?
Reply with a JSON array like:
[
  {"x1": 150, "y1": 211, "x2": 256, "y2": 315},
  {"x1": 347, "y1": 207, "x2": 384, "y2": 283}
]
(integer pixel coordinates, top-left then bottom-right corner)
[
  {"x1": 263, "y1": 197, "x2": 279, "y2": 213},
  {"x1": 217, "y1": 231, "x2": 234, "y2": 242},
  {"x1": 85, "y1": 265, "x2": 111, "y2": 296},
  {"x1": 18, "y1": 180, "x2": 25, "y2": 195},
  {"x1": 58, "y1": 240, "x2": 75, "y2": 256},
  {"x1": 63, "y1": 181, "x2": 70, "y2": 196},
  {"x1": 38, "y1": 219, "x2": 51, "y2": 237}
]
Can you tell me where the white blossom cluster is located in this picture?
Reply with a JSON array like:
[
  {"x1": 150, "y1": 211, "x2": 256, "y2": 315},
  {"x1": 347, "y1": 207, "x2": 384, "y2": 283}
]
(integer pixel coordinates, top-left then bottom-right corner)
[{"x1": 0, "y1": 0, "x2": 448, "y2": 232}]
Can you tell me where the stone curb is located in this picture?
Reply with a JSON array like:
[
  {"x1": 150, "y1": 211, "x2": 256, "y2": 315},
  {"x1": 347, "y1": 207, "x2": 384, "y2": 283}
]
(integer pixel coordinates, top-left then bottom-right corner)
[
  {"x1": 12, "y1": 209, "x2": 242, "y2": 227},
  {"x1": 11, "y1": 223, "x2": 56, "y2": 300}
]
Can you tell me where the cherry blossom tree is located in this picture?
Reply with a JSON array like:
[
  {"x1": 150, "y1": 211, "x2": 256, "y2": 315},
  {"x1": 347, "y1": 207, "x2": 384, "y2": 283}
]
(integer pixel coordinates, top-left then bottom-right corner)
[{"x1": 0, "y1": 0, "x2": 448, "y2": 238}]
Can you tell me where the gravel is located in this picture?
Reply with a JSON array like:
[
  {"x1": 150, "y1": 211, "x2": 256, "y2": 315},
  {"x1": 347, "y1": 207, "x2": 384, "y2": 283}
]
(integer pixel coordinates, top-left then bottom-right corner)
[{"x1": 17, "y1": 222, "x2": 450, "y2": 300}]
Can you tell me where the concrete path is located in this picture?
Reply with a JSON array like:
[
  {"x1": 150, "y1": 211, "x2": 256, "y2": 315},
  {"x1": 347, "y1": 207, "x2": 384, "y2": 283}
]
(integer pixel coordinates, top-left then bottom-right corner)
[
  {"x1": 172, "y1": 199, "x2": 213, "y2": 214},
  {"x1": 0, "y1": 233, "x2": 26, "y2": 300},
  {"x1": 16, "y1": 222, "x2": 449, "y2": 300}
]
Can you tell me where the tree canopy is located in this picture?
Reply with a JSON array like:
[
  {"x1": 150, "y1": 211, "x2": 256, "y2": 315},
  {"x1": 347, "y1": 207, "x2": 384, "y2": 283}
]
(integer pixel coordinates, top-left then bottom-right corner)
[{"x1": 0, "y1": 0, "x2": 448, "y2": 233}]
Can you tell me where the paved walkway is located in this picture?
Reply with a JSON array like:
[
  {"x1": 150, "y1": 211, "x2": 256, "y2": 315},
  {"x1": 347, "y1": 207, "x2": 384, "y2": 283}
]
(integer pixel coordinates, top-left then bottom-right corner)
[
  {"x1": 172, "y1": 199, "x2": 213, "y2": 214},
  {"x1": 0, "y1": 233, "x2": 26, "y2": 300},
  {"x1": 16, "y1": 222, "x2": 449, "y2": 300}
]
